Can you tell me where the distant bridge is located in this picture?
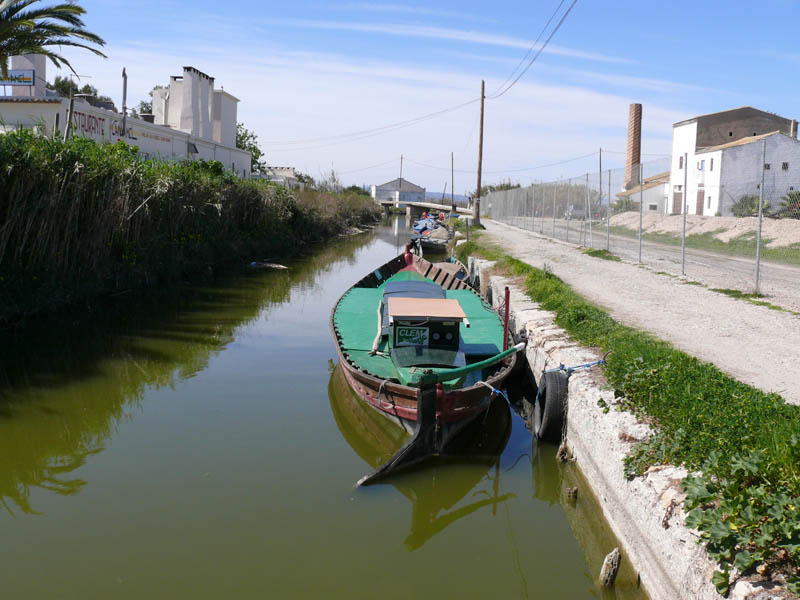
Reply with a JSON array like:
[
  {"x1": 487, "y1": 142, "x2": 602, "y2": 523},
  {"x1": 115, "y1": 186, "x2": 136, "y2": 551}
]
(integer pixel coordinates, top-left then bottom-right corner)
[{"x1": 378, "y1": 200, "x2": 473, "y2": 218}]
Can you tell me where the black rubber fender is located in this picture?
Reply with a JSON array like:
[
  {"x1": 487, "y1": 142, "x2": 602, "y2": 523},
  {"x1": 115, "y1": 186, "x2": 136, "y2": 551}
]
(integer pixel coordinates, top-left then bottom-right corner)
[{"x1": 534, "y1": 370, "x2": 568, "y2": 443}]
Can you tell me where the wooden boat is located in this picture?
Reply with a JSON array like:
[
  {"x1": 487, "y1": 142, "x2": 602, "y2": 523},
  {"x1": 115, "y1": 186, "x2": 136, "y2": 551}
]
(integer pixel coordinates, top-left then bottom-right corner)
[
  {"x1": 330, "y1": 245, "x2": 523, "y2": 484},
  {"x1": 410, "y1": 219, "x2": 452, "y2": 253}
]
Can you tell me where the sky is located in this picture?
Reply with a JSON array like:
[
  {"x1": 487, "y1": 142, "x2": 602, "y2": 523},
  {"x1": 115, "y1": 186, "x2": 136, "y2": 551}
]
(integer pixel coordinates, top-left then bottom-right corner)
[{"x1": 52, "y1": 0, "x2": 800, "y2": 194}]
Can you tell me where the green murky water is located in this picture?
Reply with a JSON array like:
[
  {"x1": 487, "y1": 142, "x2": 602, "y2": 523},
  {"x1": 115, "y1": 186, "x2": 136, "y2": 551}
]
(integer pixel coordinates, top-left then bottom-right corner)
[{"x1": 0, "y1": 218, "x2": 647, "y2": 599}]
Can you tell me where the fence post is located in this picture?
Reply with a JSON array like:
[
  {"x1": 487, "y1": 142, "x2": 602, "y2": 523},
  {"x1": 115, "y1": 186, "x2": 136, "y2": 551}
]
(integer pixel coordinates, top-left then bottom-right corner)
[
  {"x1": 638, "y1": 163, "x2": 644, "y2": 263},
  {"x1": 532, "y1": 184, "x2": 536, "y2": 233},
  {"x1": 583, "y1": 173, "x2": 589, "y2": 246},
  {"x1": 589, "y1": 174, "x2": 594, "y2": 248},
  {"x1": 606, "y1": 168, "x2": 611, "y2": 251},
  {"x1": 552, "y1": 182, "x2": 556, "y2": 237},
  {"x1": 566, "y1": 179, "x2": 571, "y2": 243},
  {"x1": 755, "y1": 139, "x2": 766, "y2": 294},
  {"x1": 681, "y1": 152, "x2": 688, "y2": 276},
  {"x1": 540, "y1": 184, "x2": 544, "y2": 234}
]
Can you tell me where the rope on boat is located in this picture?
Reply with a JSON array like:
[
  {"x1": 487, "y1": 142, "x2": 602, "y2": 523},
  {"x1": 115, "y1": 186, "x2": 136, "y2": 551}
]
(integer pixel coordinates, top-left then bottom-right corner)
[
  {"x1": 369, "y1": 300, "x2": 384, "y2": 355},
  {"x1": 477, "y1": 381, "x2": 509, "y2": 423},
  {"x1": 543, "y1": 351, "x2": 611, "y2": 378}
]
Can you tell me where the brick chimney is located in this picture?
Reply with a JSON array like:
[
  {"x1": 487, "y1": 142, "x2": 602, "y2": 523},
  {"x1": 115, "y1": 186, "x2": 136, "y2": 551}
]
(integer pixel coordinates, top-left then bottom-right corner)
[
  {"x1": 791, "y1": 119, "x2": 798, "y2": 139},
  {"x1": 624, "y1": 103, "x2": 642, "y2": 190}
]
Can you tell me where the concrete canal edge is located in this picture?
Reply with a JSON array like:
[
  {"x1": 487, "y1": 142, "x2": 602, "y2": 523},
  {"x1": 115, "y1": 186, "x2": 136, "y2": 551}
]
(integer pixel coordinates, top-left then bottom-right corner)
[{"x1": 469, "y1": 257, "x2": 729, "y2": 600}]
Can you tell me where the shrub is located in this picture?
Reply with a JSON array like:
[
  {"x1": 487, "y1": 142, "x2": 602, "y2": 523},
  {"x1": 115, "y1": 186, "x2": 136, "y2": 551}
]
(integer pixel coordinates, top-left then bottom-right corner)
[{"x1": 0, "y1": 130, "x2": 381, "y2": 322}]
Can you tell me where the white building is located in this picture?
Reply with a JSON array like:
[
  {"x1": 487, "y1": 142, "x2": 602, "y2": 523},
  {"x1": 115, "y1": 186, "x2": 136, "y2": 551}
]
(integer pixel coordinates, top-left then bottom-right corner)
[
  {"x1": 0, "y1": 57, "x2": 251, "y2": 175},
  {"x1": 370, "y1": 178, "x2": 426, "y2": 205},
  {"x1": 615, "y1": 171, "x2": 670, "y2": 213},
  {"x1": 668, "y1": 107, "x2": 798, "y2": 216}
]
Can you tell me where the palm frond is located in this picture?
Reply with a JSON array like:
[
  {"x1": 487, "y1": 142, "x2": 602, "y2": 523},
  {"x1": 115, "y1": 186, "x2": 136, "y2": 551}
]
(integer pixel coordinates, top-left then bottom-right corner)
[{"x1": 0, "y1": 0, "x2": 105, "y2": 77}]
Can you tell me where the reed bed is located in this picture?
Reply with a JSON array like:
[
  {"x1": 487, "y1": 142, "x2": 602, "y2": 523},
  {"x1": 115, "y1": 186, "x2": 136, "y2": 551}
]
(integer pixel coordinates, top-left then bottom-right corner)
[{"x1": 0, "y1": 130, "x2": 381, "y2": 323}]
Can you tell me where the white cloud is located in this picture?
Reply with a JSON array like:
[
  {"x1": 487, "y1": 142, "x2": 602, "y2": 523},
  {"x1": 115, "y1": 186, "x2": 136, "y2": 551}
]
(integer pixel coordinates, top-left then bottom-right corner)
[
  {"x1": 54, "y1": 40, "x2": 686, "y2": 194},
  {"x1": 333, "y1": 2, "x2": 497, "y2": 23},
  {"x1": 256, "y1": 18, "x2": 634, "y2": 64}
]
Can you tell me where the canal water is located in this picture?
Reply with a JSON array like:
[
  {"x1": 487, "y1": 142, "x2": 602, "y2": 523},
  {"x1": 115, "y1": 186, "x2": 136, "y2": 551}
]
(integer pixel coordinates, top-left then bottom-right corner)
[{"x1": 0, "y1": 218, "x2": 646, "y2": 599}]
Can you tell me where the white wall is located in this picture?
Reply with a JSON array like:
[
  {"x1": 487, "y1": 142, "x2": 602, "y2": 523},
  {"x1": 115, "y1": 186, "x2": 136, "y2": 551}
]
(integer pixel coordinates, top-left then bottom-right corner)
[
  {"x1": 717, "y1": 135, "x2": 800, "y2": 215},
  {"x1": 0, "y1": 98, "x2": 251, "y2": 175},
  {"x1": 693, "y1": 150, "x2": 722, "y2": 216},
  {"x1": 213, "y1": 91, "x2": 238, "y2": 148},
  {"x1": 668, "y1": 121, "x2": 698, "y2": 215}
]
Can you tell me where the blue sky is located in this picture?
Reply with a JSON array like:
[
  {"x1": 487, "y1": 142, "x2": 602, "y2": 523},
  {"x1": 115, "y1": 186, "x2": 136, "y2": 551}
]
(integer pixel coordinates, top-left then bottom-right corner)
[{"x1": 56, "y1": 0, "x2": 800, "y2": 193}]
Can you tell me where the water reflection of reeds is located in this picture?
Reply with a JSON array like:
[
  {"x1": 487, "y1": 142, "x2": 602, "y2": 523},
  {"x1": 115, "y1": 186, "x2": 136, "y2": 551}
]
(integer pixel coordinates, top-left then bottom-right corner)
[{"x1": 0, "y1": 229, "x2": 374, "y2": 514}]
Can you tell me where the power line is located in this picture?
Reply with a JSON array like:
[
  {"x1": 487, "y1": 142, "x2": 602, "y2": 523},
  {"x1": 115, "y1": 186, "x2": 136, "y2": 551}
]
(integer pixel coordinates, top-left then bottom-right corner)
[
  {"x1": 488, "y1": 0, "x2": 566, "y2": 98},
  {"x1": 261, "y1": 98, "x2": 479, "y2": 150},
  {"x1": 488, "y1": 0, "x2": 579, "y2": 100},
  {"x1": 260, "y1": 2, "x2": 576, "y2": 150},
  {"x1": 405, "y1": 150, "x2": 598, "y2": 174},
  {"x1": 337, "y1": 156, "x2": 399, "y2": 175}
]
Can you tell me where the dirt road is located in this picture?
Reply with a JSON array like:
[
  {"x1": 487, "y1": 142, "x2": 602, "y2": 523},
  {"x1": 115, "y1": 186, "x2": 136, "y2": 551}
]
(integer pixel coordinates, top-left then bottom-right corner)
[{"x1": 483, "y1": 220, "x2": 800, "y2": 405}]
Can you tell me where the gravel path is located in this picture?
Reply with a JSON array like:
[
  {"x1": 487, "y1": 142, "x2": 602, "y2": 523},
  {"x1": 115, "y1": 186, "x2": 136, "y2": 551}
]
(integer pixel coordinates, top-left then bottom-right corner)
[{"x1": 483, "y1": 220, "x2": 800, "y2": 405}]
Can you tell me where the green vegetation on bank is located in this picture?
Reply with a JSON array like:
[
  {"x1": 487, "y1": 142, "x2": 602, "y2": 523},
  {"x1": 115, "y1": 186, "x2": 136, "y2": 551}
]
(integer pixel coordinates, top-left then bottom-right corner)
[
  {"x1": 0, "y1": 130, "x2": 381, "y2": 324},
  {"x1": 457, "y1": 235, "x2": 800, "y2": 594}
]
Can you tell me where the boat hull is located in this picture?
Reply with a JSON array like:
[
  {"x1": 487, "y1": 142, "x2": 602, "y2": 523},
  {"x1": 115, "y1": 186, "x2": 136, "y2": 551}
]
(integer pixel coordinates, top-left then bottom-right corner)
[{"x1": 330, "y1": 252, "x2": 517, "y2": 440}]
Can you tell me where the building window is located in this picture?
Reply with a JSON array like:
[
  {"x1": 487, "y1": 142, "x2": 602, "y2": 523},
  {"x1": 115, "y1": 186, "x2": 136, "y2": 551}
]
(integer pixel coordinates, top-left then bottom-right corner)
[
  {"x1": 679, "y1": 156, "x2": 683, "y2": 169},
  {"x1": 675, "y1": 185, "x2": 682, "y2": 191},
  {"x1": 707, "y1": 196, "x2": 711, "y2": 209},
  {"x1": 765, "y1": 163, "x2": 771, "y2": 170},
  {"x1": 783, "y1": 162, "x2": 789, "y2": 170},
  {"x1": 698, "y1": 159, "x2": 705, "y2": 170},
  {"x1": 649, "y1": 204, "x2": 658, "y2": 211},
  {"x1": 710, "y1": 158, "x2": 714, "y2": 171},
  {"x1": 729, "y1": 131, "x2": 733, "y2": 137}
]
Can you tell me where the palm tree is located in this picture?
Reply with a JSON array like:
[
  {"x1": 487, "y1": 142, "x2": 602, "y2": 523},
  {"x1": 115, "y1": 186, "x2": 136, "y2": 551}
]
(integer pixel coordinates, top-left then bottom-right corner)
[{"x1": 0, "y1": 0, "x2": 106, "y2": 79}]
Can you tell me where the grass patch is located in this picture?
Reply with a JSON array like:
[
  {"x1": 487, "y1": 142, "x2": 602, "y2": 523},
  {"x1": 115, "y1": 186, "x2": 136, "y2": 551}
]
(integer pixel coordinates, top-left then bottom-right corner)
[
  {"x1": 582, "y1": 248, "x2": 621, "y2": 262},
  {"x1": 462, "y1": 239, "x2": 800, "y2": 593},
  {"x1": 683, "y1": 280, "x2": 706, "y2": 287},
  {"x1": 710, "y1": 288, "x2": 797, "y2": 315}
]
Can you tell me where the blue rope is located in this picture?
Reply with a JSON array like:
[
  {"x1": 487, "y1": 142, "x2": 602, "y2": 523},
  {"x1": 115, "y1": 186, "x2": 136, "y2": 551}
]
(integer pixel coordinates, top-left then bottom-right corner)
[
  {"x1": 478, "y1": 380, "x2": 509, "y2": 403},
  {"x1": 543, "y1": 351, "x2": 611, "y2": 378}
]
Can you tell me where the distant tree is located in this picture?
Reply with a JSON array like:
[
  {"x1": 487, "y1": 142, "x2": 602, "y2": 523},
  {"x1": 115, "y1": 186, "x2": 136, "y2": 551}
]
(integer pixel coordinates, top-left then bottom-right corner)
[
  {"x1": 731, "y1": 194, "x2": 770, "y2": 217},
  {"x1": 295, "y1": 172, "x2": 314, "y2": 187},
  {"x1": 48, "y1": 75, "x2": 116, "y2": 111},
  {"x1": 0, "y1": 0, "x2": 106, "y2": 79},
  {"x1": 235, "y1": 122, "x2": 266, "y2": 174},
  {"x1": 612, "y1": 196, "x2": 637, "y2": 215},
  {"x1": 343, "y1": 184, "x2": 369, "y2": 196},
  {"x1": 481, "y1": 179, "x2": 520, "y2": 196},
  {"x1": 129, "y1": 85, "x2": 165, "y2": 118}
]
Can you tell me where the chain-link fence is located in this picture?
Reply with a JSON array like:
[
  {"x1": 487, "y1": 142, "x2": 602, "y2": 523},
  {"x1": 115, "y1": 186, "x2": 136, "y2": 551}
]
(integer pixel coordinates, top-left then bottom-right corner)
[{"x1": 484, "y1": 149, "x2": 800, "y2": 311}]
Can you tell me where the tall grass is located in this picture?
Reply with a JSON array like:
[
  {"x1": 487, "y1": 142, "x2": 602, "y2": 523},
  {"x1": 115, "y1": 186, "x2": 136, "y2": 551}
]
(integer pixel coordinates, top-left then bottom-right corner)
[{"x1": 0, "y1": 130, "x2": 381, "y2": 323}]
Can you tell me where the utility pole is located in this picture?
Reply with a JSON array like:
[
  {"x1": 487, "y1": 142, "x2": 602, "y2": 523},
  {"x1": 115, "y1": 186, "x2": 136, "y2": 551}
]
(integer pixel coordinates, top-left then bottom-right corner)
[
  {"x1": 121, "y1": 68, "x2": 128, "y2": 139},
  {"x1": 451, "y1": 151, "x2": 455, "y2": 214},
  {"x1": 398, "y1": 154, "x2": 403, "y2": 208},
  {"x1": 474, "y1": 80, "x2": 485, "y2": 226},
  {"x1": 755, "y1": 139, "x2": 767, "y2": 294}
]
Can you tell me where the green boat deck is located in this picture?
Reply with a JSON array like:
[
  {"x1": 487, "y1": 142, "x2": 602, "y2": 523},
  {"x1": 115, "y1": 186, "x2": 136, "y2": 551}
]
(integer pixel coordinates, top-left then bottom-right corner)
[{"x1": 334, "y1": 271, "x2": 505, "y2": 388}]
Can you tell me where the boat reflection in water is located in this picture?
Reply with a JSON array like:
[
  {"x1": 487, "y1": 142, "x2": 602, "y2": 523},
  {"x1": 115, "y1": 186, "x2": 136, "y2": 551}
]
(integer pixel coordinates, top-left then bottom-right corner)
[{"x1": 328, "y1": 363, "x2": 514, "y2": 550}]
